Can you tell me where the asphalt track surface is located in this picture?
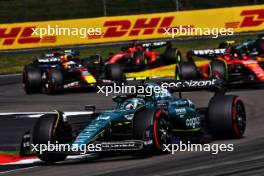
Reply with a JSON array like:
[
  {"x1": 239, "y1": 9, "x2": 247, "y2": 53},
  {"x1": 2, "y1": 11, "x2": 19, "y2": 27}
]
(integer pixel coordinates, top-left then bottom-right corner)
[{"x1": 0, "y1": 75, "x2": 264, "y2": 176}]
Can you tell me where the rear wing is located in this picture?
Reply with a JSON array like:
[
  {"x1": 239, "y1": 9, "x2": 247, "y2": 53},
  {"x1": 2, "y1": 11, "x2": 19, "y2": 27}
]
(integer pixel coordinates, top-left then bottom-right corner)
[
  {"x1": 125, "y1": 78, "x2": 221, "y2": 95},
  {"x1": 157, "y1": 78, "x2": 264, "y2": 95},
  {"x1": 112, "y1": 78, "x2": 264, "y2": 101},
  {"x1": 187, "y1": 49, "x2": 226, "y2": 60},
  {"x1": 138, "y1": 77, "x2": 264, "y2": 94},
  {"x1": 141, "y1": 41, "x2": 169, "y2": 49},
  {"x1": 157, "y1": 79, "x2": 220, "y2": 93},
  {"x1": 121, "y1": 41, "x2": 170, "y2": 51}
]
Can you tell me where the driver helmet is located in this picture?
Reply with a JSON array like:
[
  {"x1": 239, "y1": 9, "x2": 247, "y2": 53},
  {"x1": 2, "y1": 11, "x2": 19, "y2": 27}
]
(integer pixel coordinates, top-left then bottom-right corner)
[
  {"x1": 144, "y1": 83, "x2": 172, "y2": 100},
  {"x1": 122, "y1": 98, "x2": 145, "y2": 110},
  {"x1": 62, "y1": 60, "x2": 76, "y2": 69},
  {"x1": 60, "y1": 54, "x2": 74, "y2": 62}
]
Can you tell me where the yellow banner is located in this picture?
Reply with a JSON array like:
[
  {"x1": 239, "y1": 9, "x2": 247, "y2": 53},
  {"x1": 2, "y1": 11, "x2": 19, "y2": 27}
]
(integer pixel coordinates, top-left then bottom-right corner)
[{"x1": 0, "y1": 4, "x2": 264, "y2": 50}]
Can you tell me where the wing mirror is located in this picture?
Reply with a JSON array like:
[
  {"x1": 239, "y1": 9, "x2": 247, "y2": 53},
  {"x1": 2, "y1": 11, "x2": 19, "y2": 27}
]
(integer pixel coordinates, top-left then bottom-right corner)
[{"x1": 84, "y1": 105, "x2": 95, "y2": 113}]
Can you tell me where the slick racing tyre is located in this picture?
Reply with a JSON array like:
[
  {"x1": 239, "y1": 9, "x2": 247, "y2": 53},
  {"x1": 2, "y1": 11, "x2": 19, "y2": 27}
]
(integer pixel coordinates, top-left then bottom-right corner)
[
  {"x1": 33, "y1": 114, "x2": 67, "y2": 163},
  {"x1": 176, "y1": 61, "x2": 198, "y2": 80},
  {"x1": 255, "y1": 38, "x2": 264, "y2": 54},
  {"x1": 208, "y1": 95, "x2": 246, "y2": 139},
  {"x1": 105, "y1": 63, "x2": 125, "y2": 82},
  {"x1": 23, "y1": 64, "x2": 42, "y2": 94},
  {"x1": 133, "y1": 51, "x2": 146, "y2": 67},
  {"x1": 46, "y1": 68, "x2": 64, "y2": 94},
  {"x1": 82, "y1": 55, "x2": 102, "y2": 67},
  {"x1": 163, "y1": 48, "x2": 182, "y2": 64},
  {"x1": 209, "y1": 60, "x2": 227, "y2": 80},
  {"x1": 133, "y1": 108, "x2": 172, "y2": 155}
]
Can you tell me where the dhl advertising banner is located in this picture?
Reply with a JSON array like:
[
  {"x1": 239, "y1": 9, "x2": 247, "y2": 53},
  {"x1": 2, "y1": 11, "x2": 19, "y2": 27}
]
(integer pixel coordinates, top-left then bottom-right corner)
[{"x1": 0, "y1": 5, "x2": 264, "y2": 50}]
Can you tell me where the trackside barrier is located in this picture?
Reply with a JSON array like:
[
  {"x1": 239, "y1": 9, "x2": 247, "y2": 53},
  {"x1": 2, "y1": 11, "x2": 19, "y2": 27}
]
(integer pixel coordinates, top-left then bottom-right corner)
[{"x1": 0, "y1": 5, "x2": 264, "y2": 50}]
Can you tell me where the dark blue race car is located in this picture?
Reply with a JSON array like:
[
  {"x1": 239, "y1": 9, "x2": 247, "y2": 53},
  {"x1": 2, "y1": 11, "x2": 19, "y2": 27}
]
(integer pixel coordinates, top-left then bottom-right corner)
[
  {"x1": 22, "y1": 49, "x2": 81, "y2": 93},
  {"x1": 20, "y1": 80, "x2": 246, "y2": 163},
  {"x1": 22, "y1": 49, "x2": 123, "y2": 94}
]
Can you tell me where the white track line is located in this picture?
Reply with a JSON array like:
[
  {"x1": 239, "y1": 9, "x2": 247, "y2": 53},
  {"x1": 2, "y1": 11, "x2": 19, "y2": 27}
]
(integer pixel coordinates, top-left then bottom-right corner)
[
  {"x1": 153, "y1": 154, "x2": 264, "y2": 176},
  {"x1": 0, "y1": 74, "x2": 20, "y2": 78},
  {"x1": 0, "y1": 111, "x2": 94, "y2": 118},
  {"x1": 0, "y1": 166, "x2": 40, "y2": 175},
  {"x1": 3, "y1": 154, "x2": 94, "y2": 165},
  {"x1": 0, "y1": 154, "x2": 96, "y2": 174},
  {"x1": 4, "y1": 158, "x2": 41, "y2": 165}
]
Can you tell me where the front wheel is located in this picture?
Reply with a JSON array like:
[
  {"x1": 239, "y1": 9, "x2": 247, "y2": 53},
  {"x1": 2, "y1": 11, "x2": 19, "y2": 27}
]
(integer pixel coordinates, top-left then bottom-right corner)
[
  {"x1": 163, "y1": 48, "x2": 182, "y2": 64},
  {"x1": 33, "y1": 114, "x2": 68, "y2": 163},
  {"x1": 132, "y1": 51, "x2": 146, "y2": 67},
  {"x1": 208, "y1": 60, "x2": 227, "y2": 80},
  {"x1": 133, "y1": 108, "x2": 171, "y2": 155},
  {"x1": 176, "y1": 61, "x2": 198, "y2": 80},
  {"x1": 46, "y1": 68, "x2": 64, "y2": 94},
  {"x1": 23, "y1": 64, "x2": 42, "y2": 94},
  {"x1": 208, "y1": 95, "x2": 246, "y2": 139},
  {"x1": 105, "y1": 63, "x2": 125, "y2": 82}
]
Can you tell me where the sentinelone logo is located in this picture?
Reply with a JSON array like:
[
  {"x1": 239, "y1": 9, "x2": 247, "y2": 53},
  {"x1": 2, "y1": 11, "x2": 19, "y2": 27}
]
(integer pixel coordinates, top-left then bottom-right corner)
[{"x1": 97, "y1": 79, "x2": 217, "y2": 96}]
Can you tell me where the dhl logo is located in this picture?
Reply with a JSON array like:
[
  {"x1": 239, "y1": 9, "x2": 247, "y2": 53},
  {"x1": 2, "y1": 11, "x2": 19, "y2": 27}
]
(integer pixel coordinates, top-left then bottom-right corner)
[
  {"x1": 225, "y1": 9, "x2": 264, "y2": 28},
  {"x1": 102, "y1": 16, "x2": 174, "y2": 38},
  {"x1": 0, "y1": 26, "x2": 56, "y2": 45},
  {"x1": 1, "y1": 5, "x2": 264, "y2": 49}
]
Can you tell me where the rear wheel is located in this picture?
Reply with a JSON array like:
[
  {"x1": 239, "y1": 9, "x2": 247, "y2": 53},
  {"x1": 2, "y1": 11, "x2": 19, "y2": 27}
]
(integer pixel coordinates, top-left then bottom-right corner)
[
  {"x1": 46, "y1": 68, "x2": 64, "y2": 94},
  {"x1": 133, "y1": 51, "x2": 146, "y2": 67},
  {"x1": 33, "y1": 114, "x2": 68, "y2": 163},
  {"x1": 208, "y1": 95, "x2": 246, "y2": 139},
  {"x1": 163, "y1": 48, "x2": 182, "y2": 64},
  {"x1": 82, "y1": 55, "x2": 102, "y2": 67},
  {"x1": 209, "y1": 60, "x2": 227, "y2": 80},
  {"x1": 105, "y1": 63, "x2": 125, "y2": 82},
  {"x1": 133, "y1": 108, "x2": 171, "y2": 155},
  {"x1": 23, "y1": 64, "x2": 42, "y2": 94},
  {"x1": 176, "y1": 61, "x2": 198, "y2": 80},
  {"x1": 256, "y1": 38, "x2": 264, "y2": 54}
]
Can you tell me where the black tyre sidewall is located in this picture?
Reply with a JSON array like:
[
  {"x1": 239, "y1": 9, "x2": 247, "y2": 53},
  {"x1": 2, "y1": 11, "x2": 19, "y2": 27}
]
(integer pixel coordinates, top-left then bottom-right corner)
[
  {"x1": 33, "y1": 114, "x2": 67, "y2": 163},
  {"x1": 208, "y1": 95, "x2": 246, "y2": 139},
  {"x1": 176, "y1": 61, "x2": 198, "y2": 80},
  {"x1": 105, "y1": 63, "x2": 124, "y2": 82},
  {"x1": 133, "y1": 108, "x2": 171, "y2": 154},
  {"x1": 47, "y1": 68, "x2": 63, "y2": 94},
  {"x1": 23, "y1": 64, "x2": 42, "y2": 93},
  {"x1": 133, "y1": 51, "x2": 145, "y2": 67},
  {"x1": 256, "y1": 38, "x2": 264, "y2": 54},
  {"x1": 163, "y1": 48, "x2": 181, "y2": 64},
  {"x1": 209, "y1": 60, "x2": 227, "y2": 80}
]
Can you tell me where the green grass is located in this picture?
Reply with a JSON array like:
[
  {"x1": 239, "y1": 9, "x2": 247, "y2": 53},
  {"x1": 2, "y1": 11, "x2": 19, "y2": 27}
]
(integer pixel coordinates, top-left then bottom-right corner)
[
  {"x1": 0, "y1": 150, "x2": 19, "y2": 155},
  {"x1": 0, "y1": 35, "x2": 257, "y2": 74},
  {"x1": 0, "y1": 0, "x2": 175, "y2": 23},
  {"x1": 0, "y1": 0, "x2": 261, "y2": 23}
]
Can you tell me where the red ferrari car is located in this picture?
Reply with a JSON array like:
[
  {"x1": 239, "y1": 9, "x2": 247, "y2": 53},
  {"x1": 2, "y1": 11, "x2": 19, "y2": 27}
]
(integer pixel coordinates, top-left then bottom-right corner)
[
  {"x1": 106, "y1": 41, "x2": 182, "y2": 74},
  {"x1": 176, "y1": 46, "x2": 264, "y2": 84}
]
